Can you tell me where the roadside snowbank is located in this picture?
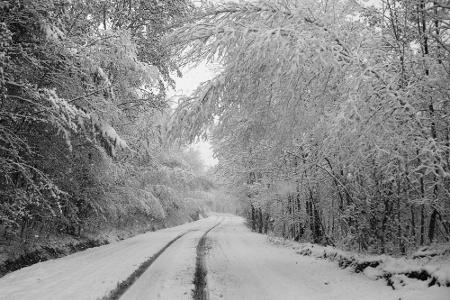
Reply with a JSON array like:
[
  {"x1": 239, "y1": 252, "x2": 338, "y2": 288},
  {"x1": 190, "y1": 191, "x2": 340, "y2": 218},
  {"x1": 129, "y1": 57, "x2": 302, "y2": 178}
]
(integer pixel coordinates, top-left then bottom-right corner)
[{"x1": 269, "y1": 237, "x2": 450, "y2": 291}]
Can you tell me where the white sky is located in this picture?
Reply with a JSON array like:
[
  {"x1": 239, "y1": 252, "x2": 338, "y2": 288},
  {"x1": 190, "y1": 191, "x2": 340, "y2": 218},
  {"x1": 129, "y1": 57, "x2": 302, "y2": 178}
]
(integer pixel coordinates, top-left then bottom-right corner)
[
  {"x1": 169, "y1": 63, "x2": 215, "y2": 96},
  {"x1": 169, "y1": 63, "x2": 219, "y2": 167}
]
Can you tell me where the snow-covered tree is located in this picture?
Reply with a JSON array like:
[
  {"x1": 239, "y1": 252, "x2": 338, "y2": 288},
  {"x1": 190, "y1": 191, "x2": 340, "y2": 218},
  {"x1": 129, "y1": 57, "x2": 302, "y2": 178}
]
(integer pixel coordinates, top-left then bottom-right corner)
[{"x1": 168, "y1": 0, "x2": 450, "y2": 253}]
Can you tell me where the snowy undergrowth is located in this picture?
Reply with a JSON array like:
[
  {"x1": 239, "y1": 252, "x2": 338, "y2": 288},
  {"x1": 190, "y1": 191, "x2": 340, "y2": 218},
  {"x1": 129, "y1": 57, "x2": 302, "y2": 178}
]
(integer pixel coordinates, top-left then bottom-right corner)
[
  {"x1": 269, "y1": 237, "x2": 450, "y2": 291},
  {"x1": 0, "y1": 222, "x2": 170, "y2": 278},
  {"x1": 0, "y1": 235, "x2": 108, "y2": 278}
]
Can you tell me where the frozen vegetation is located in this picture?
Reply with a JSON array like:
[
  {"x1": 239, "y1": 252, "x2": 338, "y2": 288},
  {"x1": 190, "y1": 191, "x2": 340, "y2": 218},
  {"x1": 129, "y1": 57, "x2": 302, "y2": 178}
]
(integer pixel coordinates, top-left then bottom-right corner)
[{"x1": 1, "y1": 0, "x2": 450, "y2": 299}]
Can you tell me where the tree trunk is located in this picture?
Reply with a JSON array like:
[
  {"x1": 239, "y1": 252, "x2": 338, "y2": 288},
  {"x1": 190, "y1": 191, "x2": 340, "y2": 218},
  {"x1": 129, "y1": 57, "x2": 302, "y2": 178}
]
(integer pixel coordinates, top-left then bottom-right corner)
[
  {"x1": 410, "y1": 205, "x2": 416, "y2": 242},
  {"x1": 258, "y1": 208, "x2": 263, "y2": 233},
  {"x1": 428, "y1": 209, "x2": 438, "y2": 243},
  {"x1": 420, "y1": 204, "x2": 425, "y2": 246},
  {"x1": 251, "y1": 204, "x2": 256, "y2": 231}
]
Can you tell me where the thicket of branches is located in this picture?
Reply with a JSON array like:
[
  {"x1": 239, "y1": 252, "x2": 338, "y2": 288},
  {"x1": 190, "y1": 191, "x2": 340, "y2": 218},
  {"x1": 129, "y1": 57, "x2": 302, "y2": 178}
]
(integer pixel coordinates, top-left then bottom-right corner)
[
  {"x1": 169, "y1": 0, "x2": 450, "y2": 254},
  {"x1": 0, "y1": 0, "x2": 215, "y2": 248}
]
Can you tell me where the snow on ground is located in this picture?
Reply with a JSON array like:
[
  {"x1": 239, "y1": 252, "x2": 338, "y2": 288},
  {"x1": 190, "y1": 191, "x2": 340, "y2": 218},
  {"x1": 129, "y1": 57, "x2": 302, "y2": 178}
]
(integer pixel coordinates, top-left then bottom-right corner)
[
  {"x1": 268, "y1": 236, "x2": 450, "y2": 299},
  {"x1": 120, "y1": 228, "x2": 207, "y2": 300},
  {"x1": 206, "y1": 216, "x2": 450, "y2": 300},
  {"x1": 1, "y1": 214, "x2": 448, "y2": 300},
  {"x1": 0, "y1": 216, "x2": 220, "y2": 300}
]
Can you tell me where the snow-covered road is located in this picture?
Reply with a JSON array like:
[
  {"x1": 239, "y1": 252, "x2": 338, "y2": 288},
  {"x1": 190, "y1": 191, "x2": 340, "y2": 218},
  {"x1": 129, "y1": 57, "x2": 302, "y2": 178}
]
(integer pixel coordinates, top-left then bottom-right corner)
[
  {"x1": 206, "y1": 216, "x2": 449, "y2": 300},
  {"x1": 0, "y1": 215, "x2": 448, "y2": 300},
  {"x1": 120, "y1": 228, "x2": 205, "y2": 300},
  {"x1": 0, "y1": 216, "x2": 221, "y2": 300}
]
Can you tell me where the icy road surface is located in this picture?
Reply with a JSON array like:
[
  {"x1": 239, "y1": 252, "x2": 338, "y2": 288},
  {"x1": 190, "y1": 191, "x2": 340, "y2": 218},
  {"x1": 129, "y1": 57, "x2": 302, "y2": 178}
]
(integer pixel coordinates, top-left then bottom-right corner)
[{"x1": 0, "y1": 214, "x2": 449, "y2": 300}]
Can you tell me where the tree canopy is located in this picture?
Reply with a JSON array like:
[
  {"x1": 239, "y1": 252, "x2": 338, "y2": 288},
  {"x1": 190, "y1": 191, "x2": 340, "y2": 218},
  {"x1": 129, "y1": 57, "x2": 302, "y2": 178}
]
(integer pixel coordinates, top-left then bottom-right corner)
[
  {"x1": 169, "y1": 0, "x2": 450, "y2": 253},
  {"x1": 0, "y1": 0, "x2": 220, "y2": 254}
]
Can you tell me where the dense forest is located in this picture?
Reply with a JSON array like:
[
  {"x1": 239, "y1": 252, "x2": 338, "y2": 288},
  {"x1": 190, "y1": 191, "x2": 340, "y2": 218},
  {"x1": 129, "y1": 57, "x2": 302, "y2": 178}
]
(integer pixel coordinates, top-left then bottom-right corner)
[
  {"x1": 0, "y1": 0, "x2": 236, "y2": 272},
  {"x1": 1, "y1": 0, "x2": 450, "y2": 275},
  {"x1": 169, "y1": 0, "x2": 450, "y2": 255}
]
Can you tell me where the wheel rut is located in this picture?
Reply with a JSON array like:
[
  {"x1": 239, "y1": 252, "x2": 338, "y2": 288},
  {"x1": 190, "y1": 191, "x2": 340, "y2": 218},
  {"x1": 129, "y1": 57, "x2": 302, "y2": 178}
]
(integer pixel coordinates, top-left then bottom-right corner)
[
  {"x1": 103, "y1": 219, "x2": 223, "y2": 300},
  {"x1": 102, "y1": 230, "x2": 192, "y2": 300},
  {"x1": 192, "y1": 221, "x2": 222, "y2": 300}
]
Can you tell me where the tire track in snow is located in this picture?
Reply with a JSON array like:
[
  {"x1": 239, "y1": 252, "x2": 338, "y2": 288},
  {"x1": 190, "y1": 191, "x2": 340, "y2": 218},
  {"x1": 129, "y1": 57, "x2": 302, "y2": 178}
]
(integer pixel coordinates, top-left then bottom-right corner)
[
  {"x1": 102, "y1": 230, "x2": 193, "y2": 300},
  {"x1": 193, "y1": 220, "x2": 223, "y2": 300}
]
